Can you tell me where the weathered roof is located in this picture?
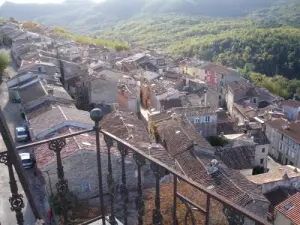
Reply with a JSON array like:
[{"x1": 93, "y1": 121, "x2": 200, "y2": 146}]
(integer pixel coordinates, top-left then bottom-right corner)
[
  {"x1": 279, "y1": 121, "x2": 300, "y2": 143},
  {"x1": 215, "y1": 146, "x2": 255, "y2": 170},
  {"x1": 159, "y1": 98, "x2": 182, "y2": 111},
  {"x1": 174, "y1": 150, "x2": 268, "y2": 217},
  {"x1": 200, "y1": 63, "x2": 237, "y2": 76},
  {"x1": 18, "y1": 79, "x2": 48, "y2": 104},
  {"x1": 155, "y1": 116, "x2": 215, "y2": 157},
  {"x1": 266, "y1": 118, "x2": 288, "y2": 130},
  {"x1": 150, "y1": 106, "x2": 216, "y2": 122},
  {"x1": 247, "y1": 165, "x2": 300, "y2": 185},
  {"x1": 275, "y1": 192, "x2": 300, "y2": 225},
  {"x1": 29, "y1": 106, "x2": 93, "y2": 138},
  {"x1": 282, "y1": 99, "x2": 300, "y2": 108},
  {"x1": 264, "y1": 186, "x2": 297, "y2": 207},
  {"x1": 101, "y1": 105, "x2": 175, "y2": 167}
]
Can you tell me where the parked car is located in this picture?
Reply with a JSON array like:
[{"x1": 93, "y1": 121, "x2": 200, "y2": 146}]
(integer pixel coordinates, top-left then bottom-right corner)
[
  {"x1": 15, "y1": 126, "x2": 29, "y2": 142},
  {"x1": 19, "y1": 153, "x2": 35, "y2": 169}
]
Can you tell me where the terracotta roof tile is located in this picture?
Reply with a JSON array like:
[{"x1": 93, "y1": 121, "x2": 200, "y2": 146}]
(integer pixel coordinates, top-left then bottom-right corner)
[
  {"x1": 29, "y1": 106, "x2": 93, "y2": 137},
  {"x1": 101, "y1": 106, "x2": 175, "y2": 167},
  {"x1": 215, "y1": 146, "x2": 255, "y2": 170},
  {"x1": 282, "y1": 99, "x2": 300, "y2": 108},
  {"x1": 275, "y1": 192, "x2": 300, "y2": 225}
]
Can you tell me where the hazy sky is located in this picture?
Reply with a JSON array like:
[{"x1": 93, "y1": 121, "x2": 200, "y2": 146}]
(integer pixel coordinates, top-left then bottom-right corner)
[{"x1": 0, "y1": 0, "x2": 104, "y2": 5}]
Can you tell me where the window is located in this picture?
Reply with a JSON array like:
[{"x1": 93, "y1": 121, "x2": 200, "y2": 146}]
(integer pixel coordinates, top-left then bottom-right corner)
[
  {"x1": 81, "y1": 182, "x2": 90, "y2": 192},
  {"x1": 205, "y1": 116, "x2": 210, "y2": 122},
  {"x1": 262, "y1": 148, "x2": 265, "y2": 153},
  {"x1": 195, "y1": 118, "x2": 201, "y2": 124},
  {"x1": 197, "y1": 128, "x2": 202, "y2": 135},
  {"x1": 253, "y1": 98, "x2": 256, "y2": 104},
  {"x1": 260, "y1": 158, "x2": 264, "y2": 164},
  {"x1": 291, "y1": 151, "x2": 295, "y2": 159}
]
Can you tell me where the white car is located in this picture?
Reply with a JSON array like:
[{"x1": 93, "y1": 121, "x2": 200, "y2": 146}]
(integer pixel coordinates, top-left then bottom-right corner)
[
  {"x1": 15, "y1": 126, "x2": 29, "y2": 142},
  {"x1": 19, "y1": 153, "x2": 35, "y2": 169}
]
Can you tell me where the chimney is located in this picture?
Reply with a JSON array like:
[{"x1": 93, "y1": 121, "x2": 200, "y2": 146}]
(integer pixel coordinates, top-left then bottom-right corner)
[{"x1": 204, "y1": 89, "x2": 207, "y2": 107}]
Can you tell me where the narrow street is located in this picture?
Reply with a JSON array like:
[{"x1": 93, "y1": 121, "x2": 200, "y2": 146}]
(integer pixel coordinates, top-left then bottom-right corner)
[{"x1": 0, "y1": 47, "x2": 36, "y2": 225}]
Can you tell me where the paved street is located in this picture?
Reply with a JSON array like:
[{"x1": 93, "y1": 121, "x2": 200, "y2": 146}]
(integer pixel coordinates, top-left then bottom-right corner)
[{"x1": 0, "y1": 47, "x2": 36, "y2": 225}]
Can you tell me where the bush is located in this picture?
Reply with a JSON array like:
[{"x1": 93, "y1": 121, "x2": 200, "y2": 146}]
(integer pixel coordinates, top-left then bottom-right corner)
[
  {"x1": 49, "y1": 192, "x2": 77, "y2": 215},
  {"x1": 207, "y1": 136, "x2": 229, "y2": 147}
]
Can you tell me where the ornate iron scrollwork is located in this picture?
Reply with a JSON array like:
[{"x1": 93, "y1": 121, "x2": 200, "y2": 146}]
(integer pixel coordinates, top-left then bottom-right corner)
[
  {"x1": 0, "y1": 151, "x2": 8, "y2": 165},
  {"x1": 9, "y1": 193, "x2": 25, "y2": 225},
  {"x1": 48, "y1": 138, "x2": 66, "y2": 153},
  {"x1": 134, "y1": 153, "x2": 146, "y2": 225},
  {"x1": 182, "y1": 201, "x2": 196, "y2": 225},
  {"x1": 9, "y1": 193, "x2": 25, "y2": 212},
  {"x1": 56, "y1": 179, "x2": 69, "y2": 196},
  {"x1": 223, "y1": 204, "x2": 245, "y2": 225},
  {"x1": 104, "y1": 134, "x2": 114, "y2": 149},
  {"x1": 117, "y1": 142, "x2": 129, "y2": 225}
]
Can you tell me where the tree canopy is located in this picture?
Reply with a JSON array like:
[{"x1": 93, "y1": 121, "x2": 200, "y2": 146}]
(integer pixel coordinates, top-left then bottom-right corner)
[{"x1": 0, "y1": 51, "x2": 11, "y2": 82}]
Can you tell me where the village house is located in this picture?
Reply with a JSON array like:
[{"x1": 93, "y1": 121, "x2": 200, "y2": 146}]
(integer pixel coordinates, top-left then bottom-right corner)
[
  {"x1": 140, "y1": 77, "x2": 183, "y2": 111},
  {"x1": 266, "y1": 119, "x2": 300, "y2": 167},
  {"x1": 85, "y1": 69, "x2": 128, "y2": 108},
  {"x1": 199, "y1": 63, "x2": 241, "y2": 90},
  {"x1": 273, "y1": 192, "x2": 300, "y2": 225},
  {"x1": 27, "y1": 105, "x2": 94, "y2": 140},
  {"x1": 17, "y1": 61, "x2": 59, "y2": 76},
  {"x1": 247, "y1": 165, "x2": 300, "y2": 194},
  {"x1": 179, "y1": 59, "x2": 208, "y2": 77},
  {"x1": 34, "y1": 106, "x2": 174, "y2": 204},
  {"x1": 117, "y1": 75, "x2": 140, "y2": 114},
  {"x1": 149, "y1": 106, "x2": 217, "y2": 137},
  {"x1": 226, "y1": 80, "x2": 282, "y2": 124},
  {"x1": 222, "y1": 130, "x2": 270, "y2": 172},
  {"x1": 153, "y1": 115, "x2": 270, "y2": 219},
  {"x1": 281, "y1": 99, "x2": 300, "y2": 121}
]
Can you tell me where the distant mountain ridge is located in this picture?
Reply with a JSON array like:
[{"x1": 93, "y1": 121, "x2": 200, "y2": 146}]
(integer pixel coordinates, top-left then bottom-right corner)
[{"x1": 0, "y1": 0, "x2": 277, "y2": 32}]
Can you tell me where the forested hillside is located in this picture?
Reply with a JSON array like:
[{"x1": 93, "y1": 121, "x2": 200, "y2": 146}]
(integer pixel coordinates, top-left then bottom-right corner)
[
  {"x1": 2, "y1": 0, "x2": 300, "y2": 98},
  {"x1": 0, "y1": 0, "x2": 276, "y2": 33}
]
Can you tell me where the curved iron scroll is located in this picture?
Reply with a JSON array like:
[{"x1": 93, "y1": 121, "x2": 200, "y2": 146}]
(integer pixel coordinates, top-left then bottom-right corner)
[{"x1": 0, "y1": 151, "x2": 8, "y2": 165}]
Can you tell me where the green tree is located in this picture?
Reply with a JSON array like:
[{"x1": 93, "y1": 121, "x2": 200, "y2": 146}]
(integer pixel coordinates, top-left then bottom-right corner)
[{"x1": 0, "y1": 51, "x2": 11, "y2": 82}]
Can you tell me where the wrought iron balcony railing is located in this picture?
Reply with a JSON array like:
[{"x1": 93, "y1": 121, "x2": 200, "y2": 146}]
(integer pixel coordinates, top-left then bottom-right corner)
[{"x1": 0, "y1": 108, "x2": 271, "y2": 225}]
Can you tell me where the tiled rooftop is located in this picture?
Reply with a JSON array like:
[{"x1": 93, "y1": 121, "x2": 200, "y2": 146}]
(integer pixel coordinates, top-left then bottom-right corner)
[
  {"x1": 101, "y1": 105, "x2": 175, "y2": 167},
  {"x1": 18, "y1": 79, "x2": 48, "y2": 104},
  {"x1": 275, "y1": 192, "x2": 300, "y2": 225},
  {"x1": 155, "y1": 116, "x2": 215, "y2": 157},
  {"x1": 215, "y1": 146, "x2": 255, "y2": 170},
  {"x1": 281, "y1": 99, "x2": 300, "y2": 108},
  {"x1": 29, "y1": 105, "x2": 93, "y2": 137}
]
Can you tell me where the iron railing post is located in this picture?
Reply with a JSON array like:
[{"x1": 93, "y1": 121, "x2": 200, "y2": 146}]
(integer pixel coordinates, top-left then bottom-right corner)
[
  {"x1": 90, "y1": 108, "x2": 105, "y2": 225},
  {"x1": 48, "y1": 138, "x2": 70, "y2": 224},
  {"x1": 134, "y1": 153, "x2": 146, "y2": 225},
  {"x1": 173, "y1": 175, "x2": 178, "y2": 225},
  {"x1": 205, "y1": 195, "x2": 211, "y2": 225},
  {"x1": 0, "y1": 107, "x2": 42, "y2": 221}
]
